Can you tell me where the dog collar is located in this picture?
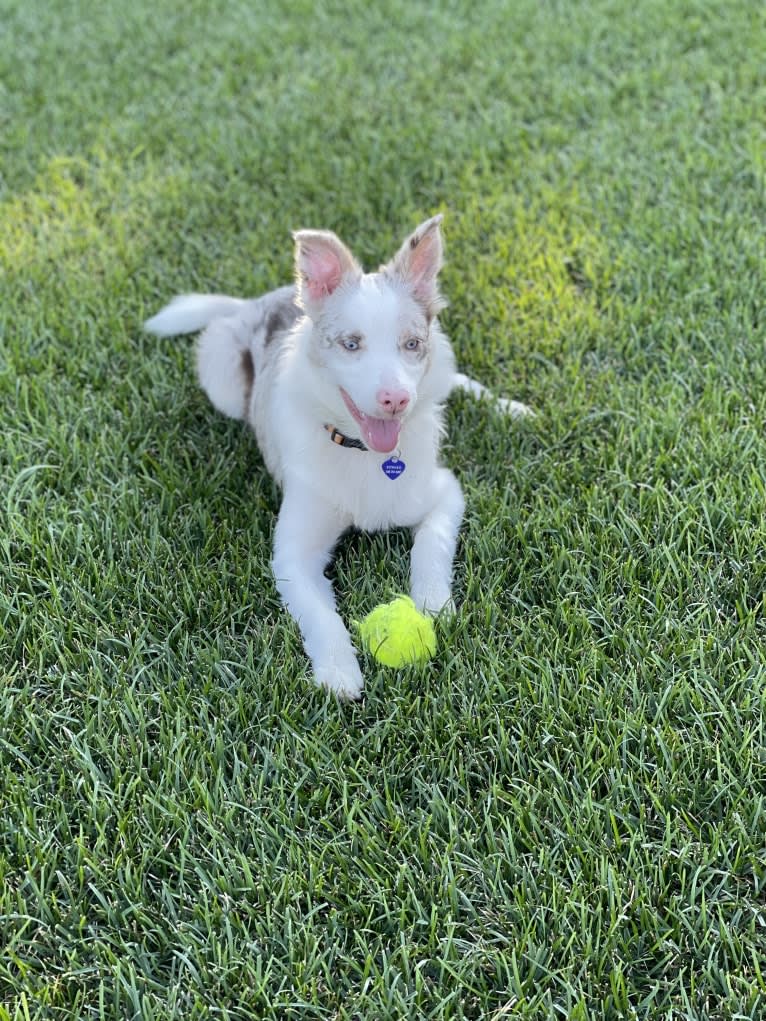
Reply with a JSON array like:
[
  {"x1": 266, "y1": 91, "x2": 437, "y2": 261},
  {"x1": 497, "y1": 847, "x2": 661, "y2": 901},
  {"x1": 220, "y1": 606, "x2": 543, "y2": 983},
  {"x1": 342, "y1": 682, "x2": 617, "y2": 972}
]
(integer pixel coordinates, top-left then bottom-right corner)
[
  {"x1": 325, "y1": 424, "x2": 407, "y2": 480},
  {"x1": 324, "y1": 424, "x2": 367, "y2": 451}
]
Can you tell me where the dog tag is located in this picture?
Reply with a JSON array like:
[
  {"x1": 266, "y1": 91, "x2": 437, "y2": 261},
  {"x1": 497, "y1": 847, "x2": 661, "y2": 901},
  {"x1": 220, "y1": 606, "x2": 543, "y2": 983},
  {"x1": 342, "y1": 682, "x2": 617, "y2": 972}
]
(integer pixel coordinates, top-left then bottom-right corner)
[{"x1": 381, "y1": 456, "x2": 406, "y2": 480}]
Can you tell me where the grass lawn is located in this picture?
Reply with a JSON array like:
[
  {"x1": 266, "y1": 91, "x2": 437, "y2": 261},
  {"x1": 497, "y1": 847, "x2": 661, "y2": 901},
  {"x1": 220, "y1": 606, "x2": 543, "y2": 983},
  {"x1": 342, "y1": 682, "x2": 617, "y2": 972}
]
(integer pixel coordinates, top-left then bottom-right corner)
[{"x1": 2, "y1": 0, "x2": 766, "y2": 1017}]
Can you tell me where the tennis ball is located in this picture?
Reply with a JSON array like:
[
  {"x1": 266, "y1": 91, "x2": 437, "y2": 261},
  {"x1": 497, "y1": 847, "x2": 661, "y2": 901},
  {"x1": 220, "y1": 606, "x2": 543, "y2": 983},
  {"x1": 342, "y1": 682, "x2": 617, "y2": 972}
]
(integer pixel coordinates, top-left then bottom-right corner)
[{"x1": 355, "y1": 595, "x2": 437, "y2": 667}]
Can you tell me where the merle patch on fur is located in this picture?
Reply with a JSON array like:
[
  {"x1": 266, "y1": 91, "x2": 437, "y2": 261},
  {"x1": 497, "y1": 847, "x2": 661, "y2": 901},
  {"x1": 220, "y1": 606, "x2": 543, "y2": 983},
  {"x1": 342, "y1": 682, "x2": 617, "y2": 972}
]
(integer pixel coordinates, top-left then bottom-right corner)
[
  {"x1": 240, "y1": 348, "x2": 255, "y2": 404},
  {"x1": 264, "y1": 299, "x2": 301, "y2": 346}
]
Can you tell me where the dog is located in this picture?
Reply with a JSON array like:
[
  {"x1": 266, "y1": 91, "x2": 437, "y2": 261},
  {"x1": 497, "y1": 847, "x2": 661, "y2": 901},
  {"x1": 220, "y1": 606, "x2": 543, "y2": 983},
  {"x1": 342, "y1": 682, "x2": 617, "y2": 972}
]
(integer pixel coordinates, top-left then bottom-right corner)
[{"x1": 145, "y1": 215, "x2": 530, "y2": 699}]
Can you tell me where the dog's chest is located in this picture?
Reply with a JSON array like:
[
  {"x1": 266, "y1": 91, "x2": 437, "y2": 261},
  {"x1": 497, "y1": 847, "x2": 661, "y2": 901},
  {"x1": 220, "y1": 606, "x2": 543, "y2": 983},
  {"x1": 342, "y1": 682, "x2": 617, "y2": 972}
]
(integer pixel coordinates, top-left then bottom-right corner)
[
  {"x1": 330, "y1": 449, "x2": 434, "y2": 529},
  {"x1": 347, "y1": 451, "x2": 435, "y2": 526},
  {"x1": 279, "y1": 432, "x2": 439, "y2": 531}
]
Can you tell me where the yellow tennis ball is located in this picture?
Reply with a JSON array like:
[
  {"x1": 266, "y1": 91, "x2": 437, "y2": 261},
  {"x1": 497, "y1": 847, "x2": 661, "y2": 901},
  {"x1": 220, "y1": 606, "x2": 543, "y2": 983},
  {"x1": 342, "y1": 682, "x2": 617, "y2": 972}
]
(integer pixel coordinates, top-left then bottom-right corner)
[{"x1": 355, "y1": 595, "x2": 437, "y2": 667}]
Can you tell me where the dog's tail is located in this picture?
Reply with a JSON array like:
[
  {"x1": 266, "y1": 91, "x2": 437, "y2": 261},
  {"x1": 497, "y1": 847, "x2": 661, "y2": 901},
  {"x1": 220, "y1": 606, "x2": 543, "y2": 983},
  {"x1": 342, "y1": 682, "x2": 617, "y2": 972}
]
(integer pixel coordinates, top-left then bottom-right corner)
[{"x1": 144, "y1": 294, "x2": 247, "y2": 337}]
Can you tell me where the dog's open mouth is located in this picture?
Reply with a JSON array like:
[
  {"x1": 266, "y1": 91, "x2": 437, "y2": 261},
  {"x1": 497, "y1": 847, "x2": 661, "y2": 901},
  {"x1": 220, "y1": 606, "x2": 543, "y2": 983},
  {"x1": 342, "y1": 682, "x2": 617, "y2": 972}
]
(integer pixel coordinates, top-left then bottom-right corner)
[{"x1": 340, "y1": 389, "x2": 402, "y2": 453}]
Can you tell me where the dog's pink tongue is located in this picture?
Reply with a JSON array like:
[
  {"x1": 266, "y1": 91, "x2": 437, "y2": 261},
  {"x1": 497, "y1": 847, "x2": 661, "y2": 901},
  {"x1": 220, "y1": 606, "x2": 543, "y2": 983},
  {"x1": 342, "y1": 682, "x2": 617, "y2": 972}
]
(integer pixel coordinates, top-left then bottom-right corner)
[{"x1": 361, "y1": 416, "x2": 401, "y2": 453}]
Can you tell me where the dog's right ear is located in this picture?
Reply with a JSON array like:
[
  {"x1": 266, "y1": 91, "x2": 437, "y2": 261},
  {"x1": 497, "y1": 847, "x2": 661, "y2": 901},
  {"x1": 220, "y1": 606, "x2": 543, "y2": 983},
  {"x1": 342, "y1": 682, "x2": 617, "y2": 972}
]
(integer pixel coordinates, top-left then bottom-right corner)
[{"x1": 293, "y1": 230, "x2": 361, "y2": 317}]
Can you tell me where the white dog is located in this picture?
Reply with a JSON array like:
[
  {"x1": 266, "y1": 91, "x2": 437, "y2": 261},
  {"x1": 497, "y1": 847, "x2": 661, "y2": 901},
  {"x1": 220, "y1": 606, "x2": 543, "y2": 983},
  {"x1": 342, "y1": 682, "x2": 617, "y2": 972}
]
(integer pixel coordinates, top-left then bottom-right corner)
[{"x1": 146, "y1": 215, "x2": 529, "y2": 699}]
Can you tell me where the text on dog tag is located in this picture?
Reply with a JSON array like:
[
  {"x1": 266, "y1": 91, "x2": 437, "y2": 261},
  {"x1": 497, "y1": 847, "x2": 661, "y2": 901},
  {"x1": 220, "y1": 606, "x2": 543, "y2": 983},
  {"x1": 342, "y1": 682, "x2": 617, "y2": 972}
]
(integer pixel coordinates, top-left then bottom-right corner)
[{"x1": 381, "y1": 456, "x2": 406, "y2": 480}]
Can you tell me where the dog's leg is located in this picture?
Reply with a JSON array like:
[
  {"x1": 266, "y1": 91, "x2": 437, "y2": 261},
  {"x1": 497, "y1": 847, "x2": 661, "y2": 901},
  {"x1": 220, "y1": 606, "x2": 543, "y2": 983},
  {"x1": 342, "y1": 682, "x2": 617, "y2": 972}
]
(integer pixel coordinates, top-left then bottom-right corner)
[
  {"x1": 410, "y1": 468, "x2": 465, "y2": 615},
  {"x1": 272, "y1": 486, "x2": 362, "y2": 699},
  {"x1": 452, "y1": 372, "x2": 535, "y2": 419},
  {"x1": 195, "y1": 317, "x2": 255, "y2": 421}
]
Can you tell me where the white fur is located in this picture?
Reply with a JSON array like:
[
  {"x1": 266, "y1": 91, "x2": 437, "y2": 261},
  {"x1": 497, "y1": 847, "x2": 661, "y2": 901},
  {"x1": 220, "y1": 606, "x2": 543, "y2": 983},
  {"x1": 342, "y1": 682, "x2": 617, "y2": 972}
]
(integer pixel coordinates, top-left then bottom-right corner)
[{"x1": 145, "y1": 217, "x2": 532, "y2": 699}]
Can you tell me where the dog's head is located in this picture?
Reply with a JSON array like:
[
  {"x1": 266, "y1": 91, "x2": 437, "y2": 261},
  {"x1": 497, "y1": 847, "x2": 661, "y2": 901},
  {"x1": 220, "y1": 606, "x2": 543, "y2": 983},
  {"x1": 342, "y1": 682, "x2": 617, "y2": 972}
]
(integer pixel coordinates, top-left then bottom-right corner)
[{"x1": 293, "y1": 215, "x2": 446, "y2": 453}]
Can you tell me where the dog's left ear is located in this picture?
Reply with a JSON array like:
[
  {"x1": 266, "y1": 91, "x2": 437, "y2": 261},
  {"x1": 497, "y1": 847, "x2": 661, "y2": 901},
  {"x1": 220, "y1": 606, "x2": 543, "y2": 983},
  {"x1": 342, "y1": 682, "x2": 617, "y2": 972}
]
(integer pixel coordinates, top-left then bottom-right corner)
[{"x1": 384, "y1": 214, "x2": 446, "y2": 317}]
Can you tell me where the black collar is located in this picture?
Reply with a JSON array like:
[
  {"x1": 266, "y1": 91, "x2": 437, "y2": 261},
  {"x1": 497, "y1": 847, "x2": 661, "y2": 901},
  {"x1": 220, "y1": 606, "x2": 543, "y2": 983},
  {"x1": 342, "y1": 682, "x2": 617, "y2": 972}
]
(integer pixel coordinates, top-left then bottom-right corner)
[{"x1": 324, "y1": 424, "x2": 368, "y2": 451}]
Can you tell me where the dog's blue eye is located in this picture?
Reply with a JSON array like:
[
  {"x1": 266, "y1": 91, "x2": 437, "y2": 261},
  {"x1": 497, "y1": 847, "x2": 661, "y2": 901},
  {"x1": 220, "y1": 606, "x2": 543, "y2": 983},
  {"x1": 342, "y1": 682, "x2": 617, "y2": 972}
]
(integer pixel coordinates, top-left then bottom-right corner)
[
  {"x1": 405, "y1": 337, "x2": 420, "y2": 351},
  {"x1": 342, "y1": 336, "x2": 361, "y2": 351}
]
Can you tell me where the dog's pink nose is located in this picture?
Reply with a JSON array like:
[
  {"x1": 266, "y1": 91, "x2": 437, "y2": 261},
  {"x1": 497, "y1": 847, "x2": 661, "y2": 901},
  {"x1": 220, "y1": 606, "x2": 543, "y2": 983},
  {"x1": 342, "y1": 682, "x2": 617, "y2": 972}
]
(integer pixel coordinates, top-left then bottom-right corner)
[{"x1": 377, "y1": 388, "x2": 410, "y2": 415}]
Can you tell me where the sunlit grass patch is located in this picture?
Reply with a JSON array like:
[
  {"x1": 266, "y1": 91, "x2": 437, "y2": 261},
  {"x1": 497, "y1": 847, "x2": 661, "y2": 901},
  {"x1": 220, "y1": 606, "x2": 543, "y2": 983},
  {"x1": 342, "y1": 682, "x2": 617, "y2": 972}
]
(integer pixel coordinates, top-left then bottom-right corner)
[{"x1": 0, "y1": 153, "x2": 188, "y2": 281}]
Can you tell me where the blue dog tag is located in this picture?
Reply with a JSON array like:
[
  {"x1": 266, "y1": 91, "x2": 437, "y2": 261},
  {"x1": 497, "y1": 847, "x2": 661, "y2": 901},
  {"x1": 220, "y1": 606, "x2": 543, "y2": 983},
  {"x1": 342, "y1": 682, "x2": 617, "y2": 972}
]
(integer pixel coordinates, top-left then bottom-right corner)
[{"x1": 382, "y1": 456, "x2": 406, "y2": 480}]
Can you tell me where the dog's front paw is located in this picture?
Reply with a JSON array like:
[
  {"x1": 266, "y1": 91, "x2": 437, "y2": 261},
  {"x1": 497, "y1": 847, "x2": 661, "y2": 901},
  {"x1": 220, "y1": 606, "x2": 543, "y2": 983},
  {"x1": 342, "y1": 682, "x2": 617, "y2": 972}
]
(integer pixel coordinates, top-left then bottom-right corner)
[
  {"x1": 496, "y1": 396, "x2": 536, "y2": 419},
  {"x1": 411, "y1": 585, "x2": 455, "y2": 618},
  {"x1": 313, "y1": 648, "x2": 364, "y2": 701}
]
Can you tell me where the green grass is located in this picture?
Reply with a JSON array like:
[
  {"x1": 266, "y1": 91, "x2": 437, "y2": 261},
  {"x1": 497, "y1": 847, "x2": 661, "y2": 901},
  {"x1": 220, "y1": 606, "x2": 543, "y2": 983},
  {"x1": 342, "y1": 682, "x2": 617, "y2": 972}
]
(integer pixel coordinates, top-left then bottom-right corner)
[{"x1": 1, "y1": 0, "x2": 766, "y2": 1017}]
